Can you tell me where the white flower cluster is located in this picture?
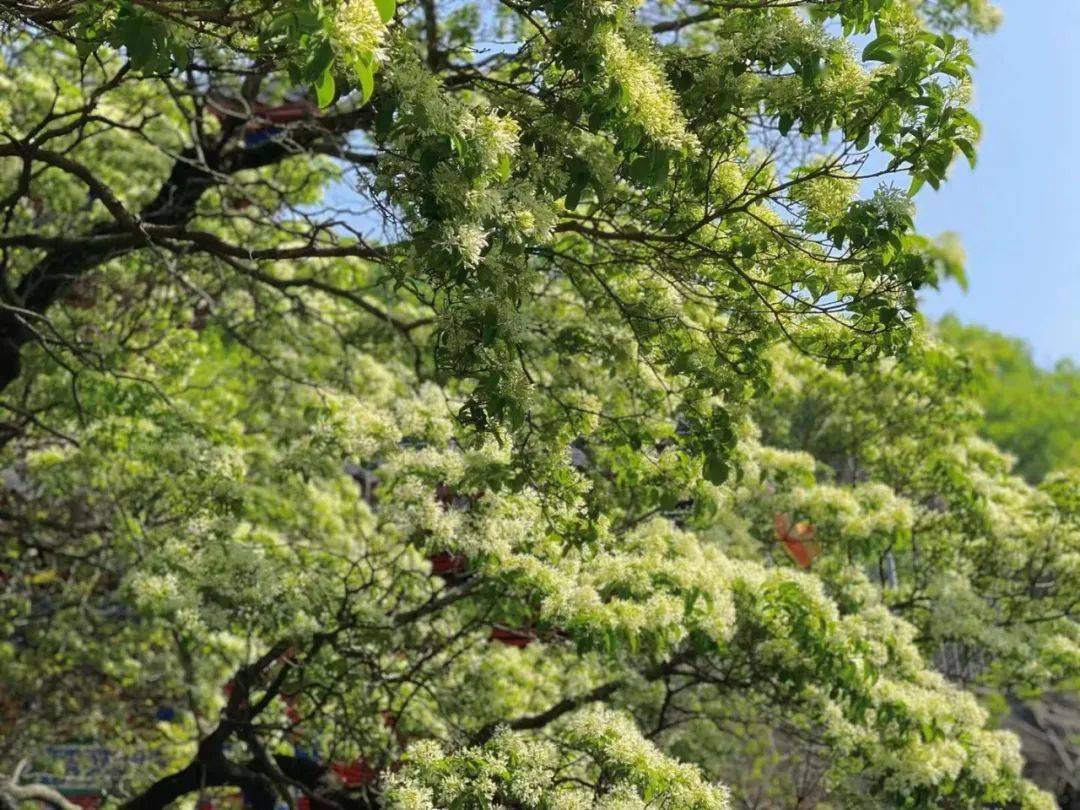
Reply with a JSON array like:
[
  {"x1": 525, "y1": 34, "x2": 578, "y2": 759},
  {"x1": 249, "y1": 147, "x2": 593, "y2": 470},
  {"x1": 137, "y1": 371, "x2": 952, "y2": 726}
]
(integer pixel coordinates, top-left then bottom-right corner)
[
  {"x1": 330, "y1": 0, "x2": 387, "y2": 58},
  {"x1": 597, "y1": 31, "x2": 698, "y2": 153},
  {"x1": 384, "y1": 712, "x2": 729, "y2": 810},
  {"x1": 439, "y1": 223, "x2": 489, "y2": 269}
]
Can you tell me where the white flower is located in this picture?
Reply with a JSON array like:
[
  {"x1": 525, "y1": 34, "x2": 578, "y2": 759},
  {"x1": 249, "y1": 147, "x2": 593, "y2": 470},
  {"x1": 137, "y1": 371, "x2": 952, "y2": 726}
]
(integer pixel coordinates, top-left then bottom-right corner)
[
  {"x1": 444, "y1": 223, "x2": 489, "y2": 268},
  {"x1": 331, "y1": 0, "x2": 387, "y2": 57}
]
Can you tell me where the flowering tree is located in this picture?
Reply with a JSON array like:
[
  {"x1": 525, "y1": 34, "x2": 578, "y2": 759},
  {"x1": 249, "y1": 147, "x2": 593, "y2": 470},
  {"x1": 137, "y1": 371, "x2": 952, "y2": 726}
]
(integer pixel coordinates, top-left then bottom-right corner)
[{"x1": 2, "y1": 0, "x2": 1075, "y2": 808}]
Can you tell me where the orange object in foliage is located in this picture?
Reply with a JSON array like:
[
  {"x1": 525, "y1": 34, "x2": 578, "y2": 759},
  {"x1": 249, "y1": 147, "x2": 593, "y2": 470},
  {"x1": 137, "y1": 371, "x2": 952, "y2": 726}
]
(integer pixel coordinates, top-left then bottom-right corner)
[{"x1": 774, "y1": 513, "x2": 822, "y2": 569}]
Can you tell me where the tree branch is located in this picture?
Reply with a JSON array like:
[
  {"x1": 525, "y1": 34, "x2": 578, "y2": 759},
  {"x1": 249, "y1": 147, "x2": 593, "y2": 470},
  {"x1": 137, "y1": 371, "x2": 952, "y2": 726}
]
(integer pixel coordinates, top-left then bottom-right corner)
[
  {"x1": 0, "y1": 105, "x2": 377, "y2": 394},
  {"x1": 2, "y1": 759, "x2": 82, "y2": 810},
  {"x1": 470, "y1": 651, "x2": 692, "y2": 744}
]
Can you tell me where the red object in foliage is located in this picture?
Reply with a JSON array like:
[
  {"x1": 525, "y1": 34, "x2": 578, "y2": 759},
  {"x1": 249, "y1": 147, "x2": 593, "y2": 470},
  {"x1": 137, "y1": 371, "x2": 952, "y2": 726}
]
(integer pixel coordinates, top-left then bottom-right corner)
[
  {"x1": 67, "y1": 797, "x2": 101, "y2": 810},
  {"x1": 207, "y1": 94, "x2": 320, "y2": 125},
  {"x1": 254, "y1": 100, "x2": 319, "y2": 125},
  {"x1": 428, "y1": 551, "x2": 467, "y2": 576},
  {"x1": 774, "y1": 513, "x2": 822, "y2": 569},
  {"x1": 331, "y1": 758, "x2": 378, "y2": 787},
  {"x1": 490, "y1": 625, "x2": 535, "y2": 648},
  {"x1": 283, "y1": 698, "x2": 303, "y2": 725},
  {"x1": 202, "y1": 797, "x2": 243, "y2": 810}
]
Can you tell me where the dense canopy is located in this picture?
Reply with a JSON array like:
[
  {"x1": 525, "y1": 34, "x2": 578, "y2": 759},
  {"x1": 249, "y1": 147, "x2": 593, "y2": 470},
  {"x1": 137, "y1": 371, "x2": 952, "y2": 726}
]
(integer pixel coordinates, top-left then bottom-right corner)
[
  {"x1": 937, "y1": 316, "x2": 1080, "y2": 483},
  {"x1": 0, "y1": 0, "x2": 1076, "y2": 809}
]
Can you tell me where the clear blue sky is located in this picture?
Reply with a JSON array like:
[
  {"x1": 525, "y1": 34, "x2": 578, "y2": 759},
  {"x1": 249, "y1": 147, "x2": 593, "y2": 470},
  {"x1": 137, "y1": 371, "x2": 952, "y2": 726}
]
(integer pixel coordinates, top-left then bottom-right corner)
[{"x1": 914, "y1": 0, "x2": 1080, "y2": 367}]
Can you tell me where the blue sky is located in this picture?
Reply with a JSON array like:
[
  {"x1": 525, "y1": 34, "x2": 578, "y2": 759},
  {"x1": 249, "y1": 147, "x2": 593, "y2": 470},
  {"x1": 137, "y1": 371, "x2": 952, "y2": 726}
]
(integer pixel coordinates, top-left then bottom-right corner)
[{"x1": 914, "y1": 0, "x2": 1080, "y2": 367}]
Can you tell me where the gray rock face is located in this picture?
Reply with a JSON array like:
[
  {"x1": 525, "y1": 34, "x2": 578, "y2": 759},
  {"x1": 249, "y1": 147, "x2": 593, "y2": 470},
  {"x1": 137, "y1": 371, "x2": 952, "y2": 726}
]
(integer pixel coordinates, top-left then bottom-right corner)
[{"x1": 1004, "y1": 693, "x2": 1080, "y2": 808}]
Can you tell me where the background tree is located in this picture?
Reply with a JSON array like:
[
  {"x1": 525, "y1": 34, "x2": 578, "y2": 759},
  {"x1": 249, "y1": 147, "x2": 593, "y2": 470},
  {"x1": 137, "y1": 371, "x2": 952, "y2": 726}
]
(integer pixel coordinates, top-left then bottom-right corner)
[{"x1": 936, "y1": 315, "x2": 1080, "y2": 483}]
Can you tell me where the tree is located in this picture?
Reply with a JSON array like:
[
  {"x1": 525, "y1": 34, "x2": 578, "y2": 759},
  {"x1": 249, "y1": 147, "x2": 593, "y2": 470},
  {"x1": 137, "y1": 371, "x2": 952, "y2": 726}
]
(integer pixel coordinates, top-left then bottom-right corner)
[
  {"x1": 936, "y1": 316, "x2": 1080, "y2": 483},
  {"x1": 1, "y1": 0, "x2": 1071, "y2": 809}
]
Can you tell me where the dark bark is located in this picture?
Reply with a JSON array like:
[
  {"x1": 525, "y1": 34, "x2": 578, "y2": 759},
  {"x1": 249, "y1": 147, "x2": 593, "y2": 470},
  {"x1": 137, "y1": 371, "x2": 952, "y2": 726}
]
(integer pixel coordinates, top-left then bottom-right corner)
[
  {"x1": 120, "y1": 755, "x2": 377, "y2": 810},
  {"x1": 119, "y1": 760, "x2": 227, "y2": 810},
  {"x1": 0, "y1": 146, "x2": 215, "y2": 393},
  {"x1": 118, "y1": 640, "x2": 383, "y2": 810}
]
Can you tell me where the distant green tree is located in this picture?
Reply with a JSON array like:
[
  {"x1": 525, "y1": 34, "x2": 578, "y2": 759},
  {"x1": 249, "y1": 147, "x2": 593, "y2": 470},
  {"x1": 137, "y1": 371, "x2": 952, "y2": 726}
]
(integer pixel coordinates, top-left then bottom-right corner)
[{"x1": 937, "y1": 315, "x2": 1080, "y2": 482}]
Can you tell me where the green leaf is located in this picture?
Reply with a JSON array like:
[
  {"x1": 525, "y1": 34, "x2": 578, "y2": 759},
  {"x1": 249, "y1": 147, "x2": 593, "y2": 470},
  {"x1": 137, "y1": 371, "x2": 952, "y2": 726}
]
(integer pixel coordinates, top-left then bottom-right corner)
[
  {"x1": 702, "y1": 453, "x2": 729, "y2": 485},
  {"x1": 75, "y1": 37, "x2": 97, "y2": 63},
  {"x1": 374, "y1": 0, "x2": 396, "y2": 23},
  {"x1": 954, "y1": 138, "x2": 977, "y2": 169},
  {"x1": 374, "y1": 101, "x2": 396, "y2": 138},
  {"x1": 266, "y1": 11, "x2": 297, "y2": 34},
  {"x1": 268, "y1": 7, "x2": 320, "y2": 34},
  {"x1": 862, "y1": 34, "x2": 900, "y2": 64},
  {"x1": 354, "y1": 58, "x2": 374, "y2": 103},
  {"x1": 939, "y1": 60, "x2": 968, "y2": 79},
  {"x1": 497, "y1": 153, "x2": 512, "y2": 182},
  {"x1": 799, "y1": 56, "x2": 822, "y2": 84},
  {"x1": 628, "y1": 155, "x2": 653, "y2": 185},
  {"x1": 564, "y1": 178, "x2": 586, "y2": 210},
  {"x1": 171, "y1": 42, "x2": 190, "y2": 70},
  {"x1": 115, "y1": 17, "x2": 156, "y2": 70},
  {"x1": 315, "y1": 69, "x2": 336, "y2": 108},
  {"x1": 305, "y1": 40, "x2": 335, "y2": 82},
  {"x1": 649, "y1": 151, "x2": 670, "y2": 185},
  {"x1": 683, "y1": 587, "x2": 702, "y2": 617},
  {"x1": 619, "y1": 124, "x2": 643, "y2": 151}
]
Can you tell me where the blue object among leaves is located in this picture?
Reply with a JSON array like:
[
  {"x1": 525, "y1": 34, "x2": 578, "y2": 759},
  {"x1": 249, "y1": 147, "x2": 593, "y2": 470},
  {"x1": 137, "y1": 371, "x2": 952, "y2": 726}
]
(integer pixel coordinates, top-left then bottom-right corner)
[{"x1": 244, "y1": 127, "x2": 283, "y2": 148}]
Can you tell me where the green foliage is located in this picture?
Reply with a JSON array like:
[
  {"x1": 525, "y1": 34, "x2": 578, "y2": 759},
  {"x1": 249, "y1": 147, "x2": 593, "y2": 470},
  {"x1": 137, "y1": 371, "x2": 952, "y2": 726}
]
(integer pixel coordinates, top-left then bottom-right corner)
[
  {"x1": 937, "y1": 315, "x2": 1080, "y2": 482},
  {"x1": 3, "y1": 306, "x2": 1069, "y2": 809},
  {"x1": 62, "y1": 0, "x2": 392, "y2": 104}
]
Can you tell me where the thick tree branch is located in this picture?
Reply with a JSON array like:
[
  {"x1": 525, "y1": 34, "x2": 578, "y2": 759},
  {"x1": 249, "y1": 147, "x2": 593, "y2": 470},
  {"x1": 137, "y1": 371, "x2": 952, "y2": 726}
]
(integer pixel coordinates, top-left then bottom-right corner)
[
  {"x1": 471, "y1": 680, "x2": 625, "y2": 745},
  {"x1": 118, "y1": 638, "x2": 381, "y2": 810},
  {"x1": 471, "y1": 651, "x2": 692, "y2": 745},
  {"x1": 2, "y1": 759, "x2": 82, "y2": 810}
]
